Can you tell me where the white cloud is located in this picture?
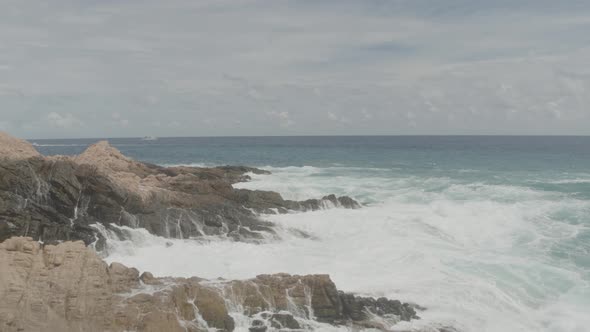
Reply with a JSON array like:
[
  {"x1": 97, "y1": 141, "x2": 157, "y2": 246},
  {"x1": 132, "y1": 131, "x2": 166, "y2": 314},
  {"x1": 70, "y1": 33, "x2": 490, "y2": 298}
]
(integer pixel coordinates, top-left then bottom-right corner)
[
  {"x1": 168, "y1": 121, "x2": 181, "y2": 128},
  {"x1": 266, "y1": 111, "x2": 294, "y2": 127},
  {"x1": 1, "y1": 1, "x2": 590, "y2": 137},
  {"x1": 361, "y1": 108, "x2": 373, "y2": 120},
  {"x1": 46, "y1": 112, "x2": 84, "y2": 129}
]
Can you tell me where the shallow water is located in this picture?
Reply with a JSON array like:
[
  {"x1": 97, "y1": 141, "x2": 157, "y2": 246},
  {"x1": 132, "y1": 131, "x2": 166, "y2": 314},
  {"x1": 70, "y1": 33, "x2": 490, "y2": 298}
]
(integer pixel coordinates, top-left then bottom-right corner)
[{"x1": 34, "y1": 136, "x2": 590, "y2": 332}]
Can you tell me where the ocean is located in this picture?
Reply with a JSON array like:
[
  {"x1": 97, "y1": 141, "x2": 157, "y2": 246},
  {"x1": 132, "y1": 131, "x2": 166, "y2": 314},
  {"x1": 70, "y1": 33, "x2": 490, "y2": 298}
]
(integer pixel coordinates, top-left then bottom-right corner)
[{"x1": 31, "y1": 136, "x2": 590, "y2": 332}]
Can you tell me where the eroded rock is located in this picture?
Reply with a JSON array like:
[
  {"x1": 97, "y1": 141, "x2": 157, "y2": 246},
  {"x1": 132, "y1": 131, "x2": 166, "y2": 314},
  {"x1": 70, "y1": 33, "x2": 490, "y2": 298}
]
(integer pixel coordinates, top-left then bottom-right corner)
[
  {"x1": 0, "y1": 237, "x2": 426, "y2": 332},
  {"x1": 0, "y1": 132, "x2": 41, "y2": 160},
  {"x1": 0, "y1": 132, "x2": 361, "y2": 245},
  {"x1": 0, "y1": 237, "x2": 229, "y2": 332}
]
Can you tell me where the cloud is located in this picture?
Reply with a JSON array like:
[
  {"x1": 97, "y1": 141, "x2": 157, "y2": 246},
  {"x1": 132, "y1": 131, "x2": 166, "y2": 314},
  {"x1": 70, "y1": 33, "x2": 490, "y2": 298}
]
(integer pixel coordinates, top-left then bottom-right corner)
[
  {"x1": 46, "y1": 112, "x2": 84, "y2": 129},
  {"x1": 1, "y1": 1, "x2": 589, "y2": 138},
  {"x1": 267, "y1": 111, "x2": 294, "y2": 127},
  {"x1": 118, "y1": 119, "x2": 130, "y2": 127},
  {"x1": 168, "y1": 121, "x2": 181, "y2": 128},
  {"x1": 327, "y1": 111, "x2": 351, "y2": 125},
  {"x1": 111, "y1": 112, "x2": 129, "y2": 127}
]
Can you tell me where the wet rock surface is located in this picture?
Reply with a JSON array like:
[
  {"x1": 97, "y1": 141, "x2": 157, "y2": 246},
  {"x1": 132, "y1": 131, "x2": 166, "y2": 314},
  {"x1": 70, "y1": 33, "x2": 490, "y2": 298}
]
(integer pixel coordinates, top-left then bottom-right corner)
[
  {"x1": 0, "y1": 237, "x2": 430, "y2": 332},
  {"x1": 0, "y1": 132, "x2": 360, "y2": 245},
  {"x1": 221, "y1": 273, "x2": 419, "y2": 330}
]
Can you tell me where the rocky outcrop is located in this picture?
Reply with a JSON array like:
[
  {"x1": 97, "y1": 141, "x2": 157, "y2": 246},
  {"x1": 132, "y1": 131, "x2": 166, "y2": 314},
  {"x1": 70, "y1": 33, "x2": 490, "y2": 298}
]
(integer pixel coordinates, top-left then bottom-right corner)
[
  {"x1": 221, "y1": 273, "x2": 418, "y2": 330},
  {"x1": 0, "y1": 237, "x2": 232, "y2": 332},
  {"x1": 0, "y1": 132, "x2": 41, "y2": 160},
  {"x1": 0, "y1": 132, "x2": 360, "y2": 246},
  {"x1": 0, "y1": 237, "x2": 422, "y2": 332}
]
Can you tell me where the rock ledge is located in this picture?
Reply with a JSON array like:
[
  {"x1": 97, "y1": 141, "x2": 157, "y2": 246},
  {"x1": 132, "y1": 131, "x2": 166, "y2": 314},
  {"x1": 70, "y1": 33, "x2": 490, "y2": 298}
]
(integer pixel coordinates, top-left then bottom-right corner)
[{"x1": 0, "y1": 237, "x2": 421, "y2": 332}]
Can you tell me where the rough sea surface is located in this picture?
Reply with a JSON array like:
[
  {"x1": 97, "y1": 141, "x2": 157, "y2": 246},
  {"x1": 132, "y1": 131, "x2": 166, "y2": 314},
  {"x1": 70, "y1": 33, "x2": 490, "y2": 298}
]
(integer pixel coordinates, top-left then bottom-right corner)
[{"x1": 32, "y1": 136, "x2": 590, "y2": 332}]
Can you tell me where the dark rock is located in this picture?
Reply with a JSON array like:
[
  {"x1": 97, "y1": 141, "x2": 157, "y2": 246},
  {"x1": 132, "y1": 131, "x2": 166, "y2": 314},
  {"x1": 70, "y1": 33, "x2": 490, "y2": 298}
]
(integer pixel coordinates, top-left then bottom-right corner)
[
  {"x1": 339, "y1": 292, "x2": 418, "y2": 322},
  {"x1": 249, "y1": 319, "x2": 268, "y2": 332},
  {"x1": 0, "y1": 134, "x2": 362, "y2": 246},
  {"x1": 224, "y1": 273, "x2": 419, "y2": 329},
  {"x1": 270, "y1": 313, "x2": 300, "y2": 329}
]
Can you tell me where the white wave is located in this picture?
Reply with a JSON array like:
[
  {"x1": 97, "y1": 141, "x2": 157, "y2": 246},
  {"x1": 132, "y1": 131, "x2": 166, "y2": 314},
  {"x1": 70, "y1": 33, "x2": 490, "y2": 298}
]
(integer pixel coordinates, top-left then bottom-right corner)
[
  {"x1": 546, "y1": 178, "x2": 590, "y2": 184},
  {"x1": 99, "y1": 200, "x2": 589, "y2": 332},
  {"x1": 235, "y1": 166, "x2": 562, "y2": 205},
  {"x1": 159, "y1": 162, "x2": 211, "y2": 168},
  {"x1": 30, "y1": 143, "x2": 87, "y2": 147},
  {"x1": 99, "y1": 165, "x2": 590, "y2": 332}
]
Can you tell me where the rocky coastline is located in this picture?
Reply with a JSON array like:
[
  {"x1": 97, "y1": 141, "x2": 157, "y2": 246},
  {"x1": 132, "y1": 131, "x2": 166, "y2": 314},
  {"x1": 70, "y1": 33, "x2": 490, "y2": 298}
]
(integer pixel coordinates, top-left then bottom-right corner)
[
  {"x1": 0, "y1": 237, "x2": 423, "y2": 332},
  {"x1": 0, "y1": 132, "x2": 451, "y2": 332},
  {"x1": 0, "y1": 132, "x2": 359, "y2": 248}
]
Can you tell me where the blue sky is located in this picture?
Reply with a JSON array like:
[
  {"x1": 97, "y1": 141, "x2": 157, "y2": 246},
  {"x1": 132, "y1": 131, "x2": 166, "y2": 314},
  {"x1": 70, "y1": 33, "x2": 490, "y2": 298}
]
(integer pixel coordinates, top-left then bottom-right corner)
[{"x1": 1, "y1": 0, "x2": 590, "y2": 138}]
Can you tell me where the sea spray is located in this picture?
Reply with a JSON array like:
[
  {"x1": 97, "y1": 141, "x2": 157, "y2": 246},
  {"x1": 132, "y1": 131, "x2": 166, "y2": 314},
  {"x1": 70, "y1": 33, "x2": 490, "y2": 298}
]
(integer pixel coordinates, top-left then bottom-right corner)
[{"x1": 97, "y1": 164, "x2": 590, "y2": 332}]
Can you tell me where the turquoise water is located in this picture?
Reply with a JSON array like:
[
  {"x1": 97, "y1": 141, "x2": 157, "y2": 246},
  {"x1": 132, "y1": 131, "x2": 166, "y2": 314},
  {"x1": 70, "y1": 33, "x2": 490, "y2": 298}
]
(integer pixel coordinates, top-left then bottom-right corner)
[{"x1": 33, "y1": 136, "x2": 590, "y2": 331}]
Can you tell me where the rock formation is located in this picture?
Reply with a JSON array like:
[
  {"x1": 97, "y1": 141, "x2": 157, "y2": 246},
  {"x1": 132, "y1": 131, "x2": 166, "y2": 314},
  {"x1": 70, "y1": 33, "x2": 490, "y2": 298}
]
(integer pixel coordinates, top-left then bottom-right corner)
[
  {"x1": 0, "y1": 132, "x2": 360, "y2": 247},
  {"x1": 0, "y1": 237, "x2": 422, "y2": 332},
  {"x1": 0, "y1": 133, "x2": 459, "y2": 332},
  {"x1": 0, "y1": 132, "x2": 41, "y2": 160}
]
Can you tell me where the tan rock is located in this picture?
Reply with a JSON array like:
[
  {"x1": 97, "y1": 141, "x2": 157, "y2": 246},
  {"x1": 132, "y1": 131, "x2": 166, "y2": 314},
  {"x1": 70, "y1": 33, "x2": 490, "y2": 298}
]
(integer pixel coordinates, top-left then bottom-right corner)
[
  {"x1": 0, "y1": 237, "x2": 421, "y2": 332},
  {"x1": 0, "y1": 237, "x2": 230, "y2": 332},
  {"x1": 73, "y1": 140, "x2": 171, "y2": 202},
  {"x1": 75, "y1": 140, "x2": 151, "y2": 177},
  {"x1": 0, "y1": 132, "x2": 41, "y2": 160}
]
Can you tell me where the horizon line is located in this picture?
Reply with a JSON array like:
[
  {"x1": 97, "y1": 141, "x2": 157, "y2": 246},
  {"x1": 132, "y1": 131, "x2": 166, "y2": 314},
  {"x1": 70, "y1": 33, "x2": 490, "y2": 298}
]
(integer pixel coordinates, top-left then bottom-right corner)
[{"x1": 26, "y1": 134, "x2": 590, "y2": 140}]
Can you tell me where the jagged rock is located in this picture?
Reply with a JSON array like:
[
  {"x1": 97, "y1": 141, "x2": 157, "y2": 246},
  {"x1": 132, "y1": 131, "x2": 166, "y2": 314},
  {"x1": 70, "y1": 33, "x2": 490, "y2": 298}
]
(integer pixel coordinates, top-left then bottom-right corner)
[
  {"x1": 0, "y1": 237, "x2": 425, "y2": 332},
  {"x1": 220, "y1": 273, "x2": 417, "y2": 328},
  {"x1": 234, "y1": 190, "x2": 361, "y2": 214},
  {"x1": 0, "y1": 132, "x2": 361, "y2": 245},
  {"x1": 339, "y1": 292, "x2": 418, "y2": 322},
  {"x1": 0, "y1": 237, "x2": 229, "y2": 332},
  {"x1": 193, "y1": 286, "x2": 235, "y2": 331},
  {"x1": 270, "y1": 312, "x2": 301, "y2": 329},
  {"x1": 139, "y1": 271, "x2": 161, "y2": 285},
  {"x1": 0, "y1": 132, "x2": 41, "y2": 160}
]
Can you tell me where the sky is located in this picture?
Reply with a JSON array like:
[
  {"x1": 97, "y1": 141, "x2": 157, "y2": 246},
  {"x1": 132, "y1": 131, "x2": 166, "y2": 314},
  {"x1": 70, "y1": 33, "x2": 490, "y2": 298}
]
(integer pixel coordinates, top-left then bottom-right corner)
[{"x1": 1, "y1": 0, "x2": 590, "y2": 139}]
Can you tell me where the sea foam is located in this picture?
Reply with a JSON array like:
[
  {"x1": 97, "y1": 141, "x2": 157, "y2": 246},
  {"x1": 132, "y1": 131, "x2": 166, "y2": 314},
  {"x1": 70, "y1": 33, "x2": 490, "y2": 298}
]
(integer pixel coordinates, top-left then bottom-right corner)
[{"x1": 100, "y1": 165, "x2": 590, "y2": 332}]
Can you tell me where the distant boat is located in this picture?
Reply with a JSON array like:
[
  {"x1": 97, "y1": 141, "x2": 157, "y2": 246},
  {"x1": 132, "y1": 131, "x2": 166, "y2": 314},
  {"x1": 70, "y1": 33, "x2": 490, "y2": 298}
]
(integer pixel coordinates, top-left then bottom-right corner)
[{"x1": 141, "y1": 136, "x2": 158, "y2": 141}]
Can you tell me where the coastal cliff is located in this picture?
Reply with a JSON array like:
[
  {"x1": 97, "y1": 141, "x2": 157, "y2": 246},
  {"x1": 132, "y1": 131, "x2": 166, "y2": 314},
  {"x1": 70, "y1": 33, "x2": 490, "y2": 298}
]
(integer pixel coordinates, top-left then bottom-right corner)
[{"x1": 0, "y1": 132, "x2": 359, "y2": 247}]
